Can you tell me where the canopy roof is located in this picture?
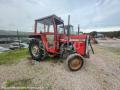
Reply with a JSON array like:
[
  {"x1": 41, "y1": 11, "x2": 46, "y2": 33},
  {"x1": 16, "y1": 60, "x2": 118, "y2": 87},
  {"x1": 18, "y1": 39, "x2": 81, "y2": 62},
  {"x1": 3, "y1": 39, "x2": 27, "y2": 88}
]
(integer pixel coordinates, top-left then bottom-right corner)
[{"x1": 36, "y1": 14, "x2": 64, "y2": 25}]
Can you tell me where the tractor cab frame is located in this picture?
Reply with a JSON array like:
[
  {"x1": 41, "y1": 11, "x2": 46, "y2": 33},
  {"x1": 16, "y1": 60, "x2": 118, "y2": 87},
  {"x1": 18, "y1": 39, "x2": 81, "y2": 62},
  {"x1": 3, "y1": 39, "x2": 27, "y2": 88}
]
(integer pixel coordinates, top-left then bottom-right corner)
[{"x1": 30, "y1": 15, "x2": 65, "y2": 53}]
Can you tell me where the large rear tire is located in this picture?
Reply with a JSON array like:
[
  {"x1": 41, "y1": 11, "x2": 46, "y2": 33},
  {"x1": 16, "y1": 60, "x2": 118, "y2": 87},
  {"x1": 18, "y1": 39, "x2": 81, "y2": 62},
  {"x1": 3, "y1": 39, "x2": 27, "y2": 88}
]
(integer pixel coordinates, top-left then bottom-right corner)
[
  {"x1": 66, "y1": 54, "x2": 84, "y2": 71},
  {"x1": 29, "y1": 39, "x2": 46, "y2": 61}
]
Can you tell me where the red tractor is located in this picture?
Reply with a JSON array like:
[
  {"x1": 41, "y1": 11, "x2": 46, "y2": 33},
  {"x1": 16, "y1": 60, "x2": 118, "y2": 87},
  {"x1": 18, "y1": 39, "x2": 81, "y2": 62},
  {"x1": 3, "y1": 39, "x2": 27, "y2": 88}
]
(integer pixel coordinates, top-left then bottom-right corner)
[{"x1": 29, "y1": 15, "x2": 93, "y2": 71}]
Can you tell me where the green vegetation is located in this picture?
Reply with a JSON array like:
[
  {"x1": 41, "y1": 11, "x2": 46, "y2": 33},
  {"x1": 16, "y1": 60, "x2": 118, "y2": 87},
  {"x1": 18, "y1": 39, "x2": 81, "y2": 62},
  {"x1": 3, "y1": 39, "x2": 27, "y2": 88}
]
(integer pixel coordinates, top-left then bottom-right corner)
[
  {"x1": 101, "y1": 31, "x2": 120, "y2": 38},
  {"x1": 6, "y1": 79, "x2": 31, "y2": 87},
  {"x1": 0, "y1": 49, "x2": 29, "y2": 65},
  {"x1": 6, "y1": 79, "x2": 31, "y2": 90},
  {"x1": 90, "y1": 31, "x2": 120, "y2": 38},
  {"x1": 5, "y1": 79, "x2": 52, "y2": 90}
]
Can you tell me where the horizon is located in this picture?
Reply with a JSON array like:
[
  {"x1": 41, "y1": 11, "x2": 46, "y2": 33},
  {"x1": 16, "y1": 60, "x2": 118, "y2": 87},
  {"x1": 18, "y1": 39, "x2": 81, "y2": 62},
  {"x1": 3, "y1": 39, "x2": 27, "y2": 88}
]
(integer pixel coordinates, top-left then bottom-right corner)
[{"x1": 0, "y1": 25, "x2": 120, "y2": 33}]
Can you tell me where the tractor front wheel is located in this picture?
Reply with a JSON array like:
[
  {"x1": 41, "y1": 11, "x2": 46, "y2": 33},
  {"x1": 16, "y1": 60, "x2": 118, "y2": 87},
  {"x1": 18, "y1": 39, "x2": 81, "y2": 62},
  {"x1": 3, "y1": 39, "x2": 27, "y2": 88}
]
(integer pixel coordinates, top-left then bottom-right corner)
[{"x1": 66, "y1": 54, "x2": 84, "y2": 71}]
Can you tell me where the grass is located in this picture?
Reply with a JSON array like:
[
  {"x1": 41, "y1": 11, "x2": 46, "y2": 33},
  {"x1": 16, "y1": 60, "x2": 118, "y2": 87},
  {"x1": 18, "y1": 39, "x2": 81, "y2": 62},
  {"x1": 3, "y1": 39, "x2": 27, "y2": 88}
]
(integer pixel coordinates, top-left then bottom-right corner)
[
  {"x1": 6, "y1": 79, "x2": 31, "y2": 87},
  {"x1": 0, "y1": 48, "x2": 29, "y2": 65},
  {"x1": 0, "y1": 48, "x2": 63, "y2": 65},
  {"x1": 6, "y1": 79, "x2": 31, "y2": 90},
  {"x1": 5, "y1": 79, "x2": 52, "y2": 90}
]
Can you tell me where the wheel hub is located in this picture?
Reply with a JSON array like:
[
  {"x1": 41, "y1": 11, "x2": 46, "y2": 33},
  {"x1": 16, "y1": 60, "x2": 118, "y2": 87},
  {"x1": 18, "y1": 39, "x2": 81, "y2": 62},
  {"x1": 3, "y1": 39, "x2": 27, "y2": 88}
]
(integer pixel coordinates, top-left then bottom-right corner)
[
  {"x1": 70, "y1": 58, "x2": 81, "y2": 70},
  {"x1": 32, "y1": 45, "x2": 39, "y2": 57}
]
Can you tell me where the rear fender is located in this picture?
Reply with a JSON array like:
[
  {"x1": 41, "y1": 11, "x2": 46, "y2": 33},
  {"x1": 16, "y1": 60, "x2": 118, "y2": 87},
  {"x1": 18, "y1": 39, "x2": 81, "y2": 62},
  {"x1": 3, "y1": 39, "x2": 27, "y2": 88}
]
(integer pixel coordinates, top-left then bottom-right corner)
[{"x1": 29, "y1": 35, "x2": 43, "y2": 46}]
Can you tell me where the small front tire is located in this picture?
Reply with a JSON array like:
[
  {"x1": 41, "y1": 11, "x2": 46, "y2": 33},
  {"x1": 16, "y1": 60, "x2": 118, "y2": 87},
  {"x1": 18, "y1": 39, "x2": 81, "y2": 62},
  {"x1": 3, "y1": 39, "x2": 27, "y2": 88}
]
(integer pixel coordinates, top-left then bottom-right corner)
[{"x1": 66, "y1": 54, "x2": 84, "y2": 71}]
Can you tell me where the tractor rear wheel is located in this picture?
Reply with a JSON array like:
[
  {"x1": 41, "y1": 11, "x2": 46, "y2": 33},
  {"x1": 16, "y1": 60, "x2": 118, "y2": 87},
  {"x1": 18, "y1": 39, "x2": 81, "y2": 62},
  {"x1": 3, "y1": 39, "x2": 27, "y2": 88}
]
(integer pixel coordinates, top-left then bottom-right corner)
[
  {"x1": 66, "y1": 54, "x2": 84, "y2": 71},
  {"x1": 29, "y1": 39, "x2": 46, "y2": 61}
]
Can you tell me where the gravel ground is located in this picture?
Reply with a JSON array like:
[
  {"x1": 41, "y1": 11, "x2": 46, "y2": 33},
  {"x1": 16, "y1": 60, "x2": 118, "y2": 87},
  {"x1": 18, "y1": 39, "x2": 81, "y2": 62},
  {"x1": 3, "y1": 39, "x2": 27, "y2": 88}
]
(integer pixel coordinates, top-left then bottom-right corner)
[
  {"x1": 97, "y1": 39, "x2": 120, "y2": 48},
  {"x1": 0, "y1": 40, "x2": 120, "y2": 90}
]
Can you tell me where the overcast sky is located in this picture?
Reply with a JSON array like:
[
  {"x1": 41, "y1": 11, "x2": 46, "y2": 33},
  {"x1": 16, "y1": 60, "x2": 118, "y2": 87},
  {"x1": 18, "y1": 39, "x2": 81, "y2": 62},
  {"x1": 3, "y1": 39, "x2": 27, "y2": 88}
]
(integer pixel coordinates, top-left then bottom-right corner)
[{"x1": 0, "y1": 0, "x2": 120, "y2": 32}]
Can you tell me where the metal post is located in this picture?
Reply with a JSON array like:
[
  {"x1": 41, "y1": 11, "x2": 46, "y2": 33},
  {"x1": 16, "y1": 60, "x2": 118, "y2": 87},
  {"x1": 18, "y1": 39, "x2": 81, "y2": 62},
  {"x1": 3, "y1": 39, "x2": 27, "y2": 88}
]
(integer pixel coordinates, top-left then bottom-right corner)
[
  {"x1": 17, "y1": 29, "x2": 20, "y2": 49},
  {"x1": 67, "y1": 15, "x2": 70, "y2": 41},
  {"x1": 34, "y1": 20, "x2": 37, "y2": 34},
  {"x1": 67, "y1": 15, "x2": 70, "y2": 48},
  {"x1": 78, "y1": 24, "x2": 80, "y2": 35}
]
